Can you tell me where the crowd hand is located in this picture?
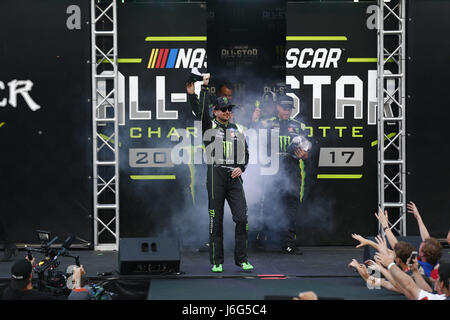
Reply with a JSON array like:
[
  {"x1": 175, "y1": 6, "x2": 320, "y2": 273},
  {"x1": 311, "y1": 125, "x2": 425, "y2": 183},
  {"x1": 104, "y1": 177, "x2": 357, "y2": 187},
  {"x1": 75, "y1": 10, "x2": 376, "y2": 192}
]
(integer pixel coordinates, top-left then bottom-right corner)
[
  {"x1": 293, "y1": 291, "x2": 318, "y2": 300},
  {"x1": 359, "y1": 263, "x2": 370, "y2": 280},
  {"x1": 203, "y1": 73, "x2": 210, "y2": 86},
  {"x1": 406, "y1": 201, "x2": 420, "y2": 219},
  {"x1": 375, "y1": 235, "x2": 390, "y2": 254},
  {"x1": 364, "y1": 259, "x2": 376, "y2": 266},
  {"x1": 186, "y1": 82, "x2": 195, "y2": 94},
  {"x1": 348, "y1": 259, "x2": 360, "y2": 270},
  {"x1": 231, "y1": 167, "x2": 242, "y2": 179},
  {"x1": 366, "y1": 275, "x2": 381, "y2": 288},
  {"x1": 375, "y1": 235, "x2": 394, "y2": 261},
  {"x1": 351, "y1": 234, "x2": 369, "y2": 248},
  {"x1": 409, "y1": 258, "x2": 419, "y2": 272},
  {"x1": 374, "y1": 251, "x2": 394, "y2": 268},
  {"x1": 374, "y1": 207, "x2": 389, "y2": 229},
  {"x1": 294, "y1": 147, "x2": 307, "y2": 160},
  {"x1": 364, "y1": 259, "x2": 381, "y2": 273},
  {"x1": 252, "y1": 108, "x2": 261, "y2": 122},
  {"x1": 348, "y1": 259, "x2": 370, "y2": 280},
  {"x1": 73, "y1": 265, "x2": 86, "y2": 279}
]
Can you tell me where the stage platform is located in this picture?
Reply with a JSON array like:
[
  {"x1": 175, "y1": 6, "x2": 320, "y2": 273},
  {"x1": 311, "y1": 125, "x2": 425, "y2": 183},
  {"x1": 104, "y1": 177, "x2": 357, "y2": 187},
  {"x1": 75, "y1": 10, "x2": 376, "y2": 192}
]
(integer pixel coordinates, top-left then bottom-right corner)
[{"x1": 1, "y1": 246, "x2": 448, "y2": 300}]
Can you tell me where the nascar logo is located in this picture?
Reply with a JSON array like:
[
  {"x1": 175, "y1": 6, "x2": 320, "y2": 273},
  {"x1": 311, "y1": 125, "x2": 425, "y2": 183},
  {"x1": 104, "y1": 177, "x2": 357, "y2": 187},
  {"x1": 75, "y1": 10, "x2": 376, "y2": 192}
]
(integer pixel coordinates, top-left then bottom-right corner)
[{"x1": 147, "y1": 48, "x2": 206, "y2": 69}]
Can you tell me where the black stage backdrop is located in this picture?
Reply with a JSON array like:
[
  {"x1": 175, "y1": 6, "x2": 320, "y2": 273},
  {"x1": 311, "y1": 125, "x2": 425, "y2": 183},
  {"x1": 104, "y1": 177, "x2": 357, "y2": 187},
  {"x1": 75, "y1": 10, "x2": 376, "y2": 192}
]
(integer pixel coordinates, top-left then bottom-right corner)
[
  {"x1": 287, "y1": 2, "x2": 379, "y2": 245},
  {"x1": 406, "y1": 0, "x2": 450, "y2": 238},
  {"x1": 207, "y1": 0, "x2": 286, "y2": 124},
  {"x1": 0, "y1": 0, "x2": 92, "y2": 244}
]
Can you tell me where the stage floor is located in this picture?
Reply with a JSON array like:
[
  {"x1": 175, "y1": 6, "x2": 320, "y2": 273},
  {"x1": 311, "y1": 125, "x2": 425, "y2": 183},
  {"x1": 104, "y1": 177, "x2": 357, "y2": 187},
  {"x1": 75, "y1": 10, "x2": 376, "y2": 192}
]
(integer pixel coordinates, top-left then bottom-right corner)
[
  {"x1": 0, "y1": 246, "x2": 366, "y2": 278},
  {"x1": 1, "y1": 246, "x2": 448, "y2": 300}
]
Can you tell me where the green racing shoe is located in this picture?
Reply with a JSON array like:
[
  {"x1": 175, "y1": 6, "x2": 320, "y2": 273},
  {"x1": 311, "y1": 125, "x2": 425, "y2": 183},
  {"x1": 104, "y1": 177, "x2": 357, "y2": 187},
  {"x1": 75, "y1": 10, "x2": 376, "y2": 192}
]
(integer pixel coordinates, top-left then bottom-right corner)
[
  {"x1": 212, "y1": 264, "x2": 223, "y2": 273},
  {"x1": 237, "y1": 261, "x2": 254, "y2": 272}
]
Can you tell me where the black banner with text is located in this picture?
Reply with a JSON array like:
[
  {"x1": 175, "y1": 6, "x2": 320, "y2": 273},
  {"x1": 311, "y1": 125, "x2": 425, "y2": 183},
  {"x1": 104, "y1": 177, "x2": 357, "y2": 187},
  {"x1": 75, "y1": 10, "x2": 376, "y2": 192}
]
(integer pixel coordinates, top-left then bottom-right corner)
[
  {"x1": 286, "y1": 2, "x2": 379, "y2": 244},
  {"x1": 0, "y1": 0, "x2": 92, "y2": 245}
]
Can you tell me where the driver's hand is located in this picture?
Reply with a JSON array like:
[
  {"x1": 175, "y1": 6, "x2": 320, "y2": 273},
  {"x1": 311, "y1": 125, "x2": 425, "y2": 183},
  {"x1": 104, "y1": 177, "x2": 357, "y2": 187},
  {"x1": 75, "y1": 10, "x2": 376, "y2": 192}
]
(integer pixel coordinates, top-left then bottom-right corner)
[{"x1": 294, "y1": 147, "x2": 308, "y2": 159}]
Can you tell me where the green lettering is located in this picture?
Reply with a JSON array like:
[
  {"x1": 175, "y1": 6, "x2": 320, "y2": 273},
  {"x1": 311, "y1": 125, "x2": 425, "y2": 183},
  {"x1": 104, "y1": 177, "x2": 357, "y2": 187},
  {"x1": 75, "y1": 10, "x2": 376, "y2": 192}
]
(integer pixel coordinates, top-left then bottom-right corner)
[
  {"x1": 335, "y1": 126, "x2": 347, "y2": 137},
  {"x1": 186, "y1": 126, "x2": 198, "y2": 138},
  {"x1": 130, "y1": 127, "x2": 142, "y2": 138},
  {"x1": 352, "y1": 126, "x2": 363, "y2": 138},
  {"x1": 166, "y1": 127, "x2": 180, "y2": 139},
  {"x1": 318, "y1": 126, "x2": 331, "y2": 137},
  {"x1": 304, "y1": 126, "x2": 313, "y2": 137},
  {"x1": 148, "y1": 127, "x2": 161, "y2": 138}
]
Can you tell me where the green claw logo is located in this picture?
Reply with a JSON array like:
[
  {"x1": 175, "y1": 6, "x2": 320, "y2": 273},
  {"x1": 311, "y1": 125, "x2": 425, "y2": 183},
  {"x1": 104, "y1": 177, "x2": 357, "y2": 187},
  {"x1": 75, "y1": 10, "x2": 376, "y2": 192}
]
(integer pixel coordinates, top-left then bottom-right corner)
[
  {"x1": 223, "y1": 140, "x2": 233, "y2": 158},
  {"x1": 279, "y1": 135, "x2": 291, "y2": 152}
]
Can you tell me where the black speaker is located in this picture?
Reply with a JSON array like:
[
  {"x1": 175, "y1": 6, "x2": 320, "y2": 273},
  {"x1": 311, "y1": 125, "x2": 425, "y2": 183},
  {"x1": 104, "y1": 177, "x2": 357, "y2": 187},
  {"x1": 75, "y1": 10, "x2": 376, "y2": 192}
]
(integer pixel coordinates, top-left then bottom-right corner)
[
  {"x1": 118, "y1": 237, "x2": 180, "y2": 275},
  {"x1": 363, "y1": 236, "x2": 422, "y2": 262}
]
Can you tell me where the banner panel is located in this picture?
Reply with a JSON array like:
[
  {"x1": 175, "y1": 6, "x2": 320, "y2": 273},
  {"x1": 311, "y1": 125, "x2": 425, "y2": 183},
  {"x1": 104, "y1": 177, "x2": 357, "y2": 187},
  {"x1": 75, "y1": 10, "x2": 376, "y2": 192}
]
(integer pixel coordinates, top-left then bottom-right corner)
[
  {"x1": 117, "y1": 3, "x2": 209, "y2": 246},
  {"x1": 406, "y1": 0, "x2": 450, "y2": 238},
  {"x1": 287, "y1": 2, "x2": 379, "y2": 244},
  {"x1": 0, "y1": 0, "x2": 92, "y2": 244}
]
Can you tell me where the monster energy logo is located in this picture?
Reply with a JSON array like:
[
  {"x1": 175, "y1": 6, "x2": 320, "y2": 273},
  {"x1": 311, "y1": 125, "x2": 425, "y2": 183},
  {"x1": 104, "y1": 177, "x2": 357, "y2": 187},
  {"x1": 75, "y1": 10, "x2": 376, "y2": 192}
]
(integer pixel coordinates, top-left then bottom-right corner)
[
  {"x1": 223, "y1": 141, "x2": 233, "y2": 158},
  {"x1": 279, "y1": 135, "x2": 291, "y2": 152},
  {"x1": 209, "y1": 209, "x2": 215, "y2": 235}
]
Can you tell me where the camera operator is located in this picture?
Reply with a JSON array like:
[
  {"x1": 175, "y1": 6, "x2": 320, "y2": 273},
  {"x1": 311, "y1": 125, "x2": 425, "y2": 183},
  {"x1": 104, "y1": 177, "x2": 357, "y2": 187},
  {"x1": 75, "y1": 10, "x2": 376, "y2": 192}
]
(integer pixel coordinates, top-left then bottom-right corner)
[
  {"x1": 2, "y1": 257, "x2": 87, "y2": 300},
  {"x1": 2, "y1": 258, "x2": 54, "y2": 300}
]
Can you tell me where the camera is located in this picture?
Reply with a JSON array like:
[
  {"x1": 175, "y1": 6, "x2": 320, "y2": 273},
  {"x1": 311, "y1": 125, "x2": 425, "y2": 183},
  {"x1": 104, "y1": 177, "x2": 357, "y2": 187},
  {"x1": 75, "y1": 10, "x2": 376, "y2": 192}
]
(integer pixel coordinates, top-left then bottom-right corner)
[
  {"x1": 36, "y1": 230, "x2": 50, "y2": 242},
  {"x1": 27, "y1": 231, "x2": 79, "y2": 296},
  {"x1": 27, "y1": 230, "x2": 116, "y2": 299}
]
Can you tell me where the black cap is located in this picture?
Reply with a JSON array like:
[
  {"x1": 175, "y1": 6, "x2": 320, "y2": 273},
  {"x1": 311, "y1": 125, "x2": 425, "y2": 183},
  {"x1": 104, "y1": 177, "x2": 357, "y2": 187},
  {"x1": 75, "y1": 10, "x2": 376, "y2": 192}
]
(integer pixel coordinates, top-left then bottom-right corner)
[
  {"x1": 213, "y1": 96, "x2": 235, "y2": 109},
  {"x1": 277, "y1": 95, "x2": 294, "y2": 109},
  {"x1": 10, "y1": 259, "x2": 32, "y2": 290}
]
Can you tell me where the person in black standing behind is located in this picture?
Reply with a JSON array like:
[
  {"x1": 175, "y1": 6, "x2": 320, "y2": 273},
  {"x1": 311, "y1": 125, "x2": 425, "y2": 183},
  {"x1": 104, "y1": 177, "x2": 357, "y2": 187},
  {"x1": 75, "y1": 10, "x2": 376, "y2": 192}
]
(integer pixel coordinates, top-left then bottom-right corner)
[
  {"x1": 186, "y1": 75, "x2": 253, "y2": 273},
  {"x1": 255, "y1": 94, "x2": 309, "y2": 255}
]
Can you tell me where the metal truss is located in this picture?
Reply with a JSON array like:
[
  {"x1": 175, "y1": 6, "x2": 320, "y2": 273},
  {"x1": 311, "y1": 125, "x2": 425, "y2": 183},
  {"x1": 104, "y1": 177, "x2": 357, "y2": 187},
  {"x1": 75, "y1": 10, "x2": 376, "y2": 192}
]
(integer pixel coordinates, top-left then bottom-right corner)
[
  {"x1": 91, "y1": 0, "x2": 120, "y2": 250},
  {"x1": 377, "y1": 0, "x2": 407, "y2": 236}
]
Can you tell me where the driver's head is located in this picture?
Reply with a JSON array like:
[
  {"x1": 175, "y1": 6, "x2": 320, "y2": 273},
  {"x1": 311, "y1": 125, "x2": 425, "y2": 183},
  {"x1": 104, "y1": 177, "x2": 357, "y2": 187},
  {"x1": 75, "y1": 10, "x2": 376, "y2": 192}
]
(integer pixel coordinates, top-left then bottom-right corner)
[
  {"x1": 276, "y1": 95, "x2": 294, "y2": 120},
  {"x1": 213, "y1": 96, "x2": 235, "y2": 123}
]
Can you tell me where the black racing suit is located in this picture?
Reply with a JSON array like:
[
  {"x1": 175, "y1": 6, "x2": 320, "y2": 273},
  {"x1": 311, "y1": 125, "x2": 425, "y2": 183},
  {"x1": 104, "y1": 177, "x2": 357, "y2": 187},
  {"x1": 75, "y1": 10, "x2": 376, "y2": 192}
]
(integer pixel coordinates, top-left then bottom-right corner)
[
  {"x1": 257, "y1": 116, "x2": 307, "y2": 248},
  {"x1": 188, "y1": 86, "x2": 250, "y2": 266}
]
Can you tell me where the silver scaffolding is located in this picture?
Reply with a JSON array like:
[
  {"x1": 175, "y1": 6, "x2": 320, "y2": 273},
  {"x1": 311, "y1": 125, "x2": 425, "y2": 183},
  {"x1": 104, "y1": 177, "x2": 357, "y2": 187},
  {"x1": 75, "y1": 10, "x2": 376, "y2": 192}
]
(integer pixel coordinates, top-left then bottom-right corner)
[
  {"x1": 91, "y1": 0, "x2": 120, "y2": 250},
  {"x1": 377, "y1": 0, "x2": 407, "y2": 236}
]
